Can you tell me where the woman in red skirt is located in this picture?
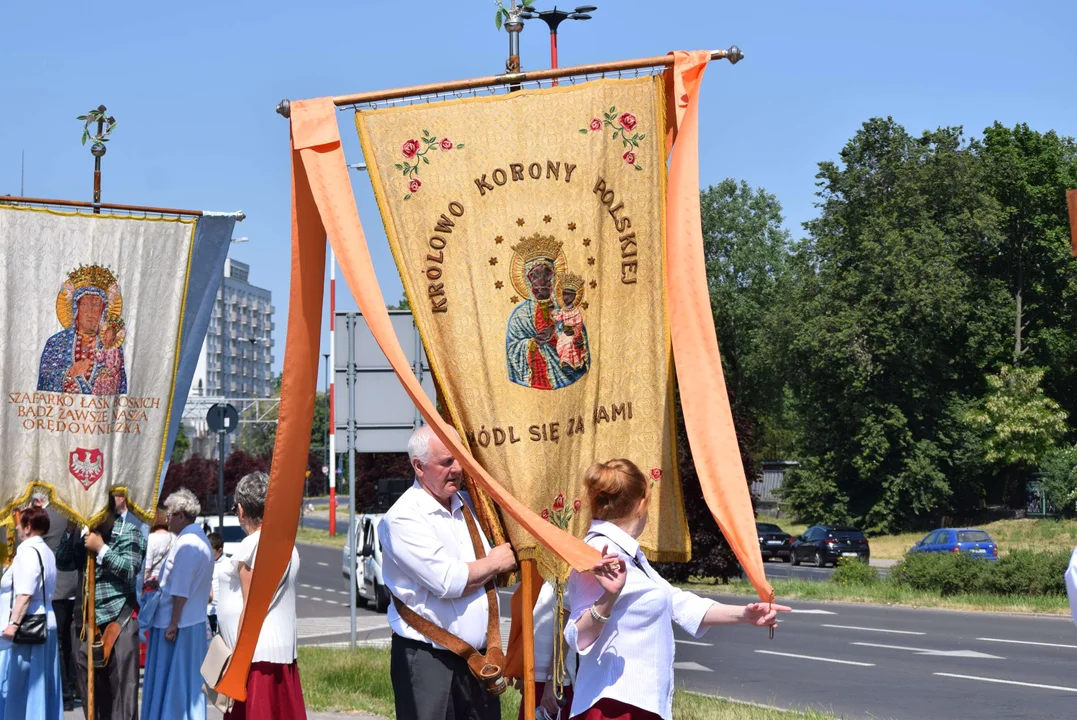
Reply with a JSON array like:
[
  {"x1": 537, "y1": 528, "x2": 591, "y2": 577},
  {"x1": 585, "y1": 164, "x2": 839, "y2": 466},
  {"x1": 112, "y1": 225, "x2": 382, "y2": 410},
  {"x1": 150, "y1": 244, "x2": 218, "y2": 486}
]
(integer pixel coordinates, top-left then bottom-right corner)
[
  {"x1": 566, "y1": 460, "x2": 789, "y2": 720},
  {"x1": 217, "y1": 472, "x2": 306, "y2": 719}
]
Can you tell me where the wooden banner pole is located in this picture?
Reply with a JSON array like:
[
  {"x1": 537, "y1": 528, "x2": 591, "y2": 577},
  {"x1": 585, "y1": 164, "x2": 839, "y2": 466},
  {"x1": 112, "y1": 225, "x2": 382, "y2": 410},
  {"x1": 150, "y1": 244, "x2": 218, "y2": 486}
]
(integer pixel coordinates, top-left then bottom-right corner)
[
  {"x1": 275, "y1": 46, "x2": 742, "y2": 117},
  {"x1": 521, "y1": 559, "x2": 537, "y2": 717},
  {"x1": 86, "y1": 555, "x2": 96, "y2": 720}
]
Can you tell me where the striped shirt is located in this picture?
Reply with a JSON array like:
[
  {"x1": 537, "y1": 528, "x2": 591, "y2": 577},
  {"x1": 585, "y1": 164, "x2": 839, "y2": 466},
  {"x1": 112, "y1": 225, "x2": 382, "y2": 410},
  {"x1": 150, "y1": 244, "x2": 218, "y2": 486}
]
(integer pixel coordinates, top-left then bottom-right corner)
[{"x1": 565, "y1": 521, "x2": 715, "y2": 720}]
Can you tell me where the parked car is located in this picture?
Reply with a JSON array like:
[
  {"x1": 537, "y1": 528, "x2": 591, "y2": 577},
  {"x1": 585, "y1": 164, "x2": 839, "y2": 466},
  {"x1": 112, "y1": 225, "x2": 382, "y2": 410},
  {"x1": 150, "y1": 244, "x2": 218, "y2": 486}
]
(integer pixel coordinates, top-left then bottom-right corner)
[
  {"x1": 757, "y1": 522, "x2": 793, "y2": 562},
  {"x1": 342, "y1": 514, "x2": 390, "y2": 612},
  {"x1": 907, "y1": 528, "x2": 998, "y2": 560},
  {"x1": 790, "y1": 525, "x2": 870, "y2": 567},
  {"x1": 199, "y1": 514, "x2": 245, "y2": 557}
]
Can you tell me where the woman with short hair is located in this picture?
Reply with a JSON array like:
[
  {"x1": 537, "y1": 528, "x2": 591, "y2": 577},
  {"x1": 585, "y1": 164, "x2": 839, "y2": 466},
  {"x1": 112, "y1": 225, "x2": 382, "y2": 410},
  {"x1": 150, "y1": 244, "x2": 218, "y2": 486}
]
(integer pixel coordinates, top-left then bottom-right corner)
[
  {"x1": 566, "y1": 459, "x2": 789, "y2": 720},
  {"x1": 217, "y1": 471, "x2": 305, "y2": 719},
  {"x1": 1, "y1": 505, "x2": 62, "y2": 719},
  {"x1": 141, "y1": 489, "x2": 214, "y2": 720}
]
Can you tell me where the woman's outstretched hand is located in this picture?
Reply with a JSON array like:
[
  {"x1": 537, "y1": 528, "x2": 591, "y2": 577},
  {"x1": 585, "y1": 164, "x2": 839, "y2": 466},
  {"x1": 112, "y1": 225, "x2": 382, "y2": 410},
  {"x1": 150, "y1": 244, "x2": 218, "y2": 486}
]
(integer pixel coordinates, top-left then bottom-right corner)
[
  {"x1": 741, "y1": 602, "x2": 792, "y2": 628},
  {"x1": 591, "y1": 544, "x2": 627, "y2": 597}
]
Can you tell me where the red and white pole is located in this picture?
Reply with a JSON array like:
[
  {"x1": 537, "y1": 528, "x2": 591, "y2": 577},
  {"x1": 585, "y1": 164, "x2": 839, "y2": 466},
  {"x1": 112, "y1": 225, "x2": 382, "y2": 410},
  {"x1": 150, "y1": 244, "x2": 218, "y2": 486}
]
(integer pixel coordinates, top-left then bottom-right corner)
[
  {"x1": 328, "y1": 248, "x2": 337, "y2": 536},
  {"x1": 550, "y1": 30, "x2": 559, "y2": 85}
]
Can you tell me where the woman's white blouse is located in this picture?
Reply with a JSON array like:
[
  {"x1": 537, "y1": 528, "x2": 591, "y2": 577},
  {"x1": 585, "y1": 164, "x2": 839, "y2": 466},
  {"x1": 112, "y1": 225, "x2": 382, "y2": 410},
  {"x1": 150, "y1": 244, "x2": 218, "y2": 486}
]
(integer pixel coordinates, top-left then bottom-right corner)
[
  {"x1": 6, "y1": 536, "x2": 57, "y2": 629},
  {"x1": 153, "y1": 523, "x2": 214, "y2": 629},
  {"x1": 217, "y1": 529, "x2": 299, "y2": 665},
  {"x1": 565, "y1": 521, "x2": 715, "y2": 720},
  {"x1": 143, "y1": 531, "x2": 174, "y2": 581}
]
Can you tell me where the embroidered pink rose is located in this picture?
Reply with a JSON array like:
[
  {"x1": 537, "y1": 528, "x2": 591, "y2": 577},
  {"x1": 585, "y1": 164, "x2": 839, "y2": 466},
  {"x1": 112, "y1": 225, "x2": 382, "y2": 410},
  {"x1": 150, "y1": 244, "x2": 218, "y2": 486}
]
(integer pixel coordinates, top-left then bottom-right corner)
[
  {"x1": 439, "y1": 138, "x2": 453, "y2": 151},
  {"x1": 650, "y1": 467, "x2": 662, "y2": 481},
  {"x1": 589, "y1": 118, "x2": 602, "y2": 131},
  {"x1": 541, "y1": 508, "x2": 550, "y2": 520},
  {"x1": 402, "y1": 139, "x2": 420, "y2": 159},
  {"x1": 553, "y1": 493, "x2": 565, "y2": 512},
  {"x1": 623, "y1": 151, "x2": 636, "y2": 165},
  {"x1": 573, "y1": 498, "x2": 581, "y2": 512},
  {"x1": 408, "y1": 179, "x2": 421, "y2": 193},
  {"x1": 619, "y1": 113, "x2": 637, "y2": 131}
]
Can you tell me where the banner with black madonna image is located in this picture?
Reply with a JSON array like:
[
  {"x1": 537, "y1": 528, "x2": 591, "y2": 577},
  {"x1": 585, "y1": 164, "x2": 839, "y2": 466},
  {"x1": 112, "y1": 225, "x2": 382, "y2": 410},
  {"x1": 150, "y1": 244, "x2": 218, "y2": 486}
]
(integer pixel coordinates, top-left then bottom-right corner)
[
  {"x1": 357, "y1": 75, "x2": 690, "y2": 579},
  {"x1": 0, "y1": 206, "x2": 235, "y2": 525}
]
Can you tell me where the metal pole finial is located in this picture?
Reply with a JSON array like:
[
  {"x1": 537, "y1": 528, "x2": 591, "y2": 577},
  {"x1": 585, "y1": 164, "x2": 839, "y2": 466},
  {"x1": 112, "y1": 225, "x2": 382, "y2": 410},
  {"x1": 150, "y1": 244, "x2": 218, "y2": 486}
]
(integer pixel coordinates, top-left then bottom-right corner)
[
  {"x1": 276, "y1": 99, "x2": 292, "y2": 118},
  {"x1": 725, "y1": 45, "x2": 744, "y2": 64}
]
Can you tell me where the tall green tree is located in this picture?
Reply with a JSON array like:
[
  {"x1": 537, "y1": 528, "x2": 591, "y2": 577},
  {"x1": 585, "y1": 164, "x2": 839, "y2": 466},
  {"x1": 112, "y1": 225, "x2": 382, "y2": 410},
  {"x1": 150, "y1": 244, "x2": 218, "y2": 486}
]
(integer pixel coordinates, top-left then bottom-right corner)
[
  {"x1": 699, "y1": 179, "x2": 795, "y2": 458},
  {"x1": 975, "y1": 124, "x2": 1077, "y2": 413},
  {"x1": 783, "y1": 118, "x2": 1007, "y2": 531}
]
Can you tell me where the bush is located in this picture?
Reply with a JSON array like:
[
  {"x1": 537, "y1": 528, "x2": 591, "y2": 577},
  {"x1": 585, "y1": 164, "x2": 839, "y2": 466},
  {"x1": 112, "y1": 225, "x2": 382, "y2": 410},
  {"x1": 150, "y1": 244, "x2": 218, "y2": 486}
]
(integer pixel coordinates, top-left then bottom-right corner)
[
  {"x1": 830, "y1": 558, "x2": 879, "y2": 586},
  {"x1": 889, "y1": 550, "x2": 1070, "y2": 596}
]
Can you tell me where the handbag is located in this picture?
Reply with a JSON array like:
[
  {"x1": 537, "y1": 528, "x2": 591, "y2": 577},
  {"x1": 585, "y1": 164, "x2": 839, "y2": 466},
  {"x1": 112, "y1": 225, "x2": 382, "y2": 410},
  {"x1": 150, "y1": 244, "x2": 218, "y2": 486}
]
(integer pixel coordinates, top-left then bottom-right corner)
[
  {"x1": 201, "y1": 551, "x2": 293, "y2": 711},
  {"x1": 11, "y1": 547, "x2": 48, "y2": 646}
]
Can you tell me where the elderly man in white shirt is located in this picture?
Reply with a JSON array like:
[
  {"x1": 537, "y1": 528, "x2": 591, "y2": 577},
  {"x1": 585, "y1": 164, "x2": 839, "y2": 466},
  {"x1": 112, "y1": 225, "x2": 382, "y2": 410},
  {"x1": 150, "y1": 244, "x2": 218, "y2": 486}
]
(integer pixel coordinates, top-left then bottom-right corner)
[{"x1": 379, "y1": 425, "x2": 518, "y2": 720}]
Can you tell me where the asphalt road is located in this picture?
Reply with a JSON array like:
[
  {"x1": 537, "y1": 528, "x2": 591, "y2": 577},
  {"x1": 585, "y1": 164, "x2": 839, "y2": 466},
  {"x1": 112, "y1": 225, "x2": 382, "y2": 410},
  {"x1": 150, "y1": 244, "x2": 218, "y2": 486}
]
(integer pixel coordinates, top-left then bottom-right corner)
[{"x1": 295, "y1": 542, "x2": 1077, "y2": 719}]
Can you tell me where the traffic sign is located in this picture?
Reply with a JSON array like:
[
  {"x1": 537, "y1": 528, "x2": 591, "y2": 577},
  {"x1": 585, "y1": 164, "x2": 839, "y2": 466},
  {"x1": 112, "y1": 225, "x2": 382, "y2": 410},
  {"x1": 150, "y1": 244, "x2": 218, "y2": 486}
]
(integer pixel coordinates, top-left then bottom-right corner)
[
  {"x1": 322, "y1": 465, "x2": 329, "y2": 475},
  {"x1": 206, "y1": 404, "x2": 240, "y2": 435}
]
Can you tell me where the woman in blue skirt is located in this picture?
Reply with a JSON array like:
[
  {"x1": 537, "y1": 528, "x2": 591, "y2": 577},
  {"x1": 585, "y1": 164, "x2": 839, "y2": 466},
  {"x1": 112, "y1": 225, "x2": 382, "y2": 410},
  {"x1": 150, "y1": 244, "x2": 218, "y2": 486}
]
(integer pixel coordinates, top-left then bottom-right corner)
[
  {"x1": 1, "y1": 505, "x2": 62, "y2": 720},
  {"x1": 141, "y1": 489, "x2": 214, "y2": 720}
]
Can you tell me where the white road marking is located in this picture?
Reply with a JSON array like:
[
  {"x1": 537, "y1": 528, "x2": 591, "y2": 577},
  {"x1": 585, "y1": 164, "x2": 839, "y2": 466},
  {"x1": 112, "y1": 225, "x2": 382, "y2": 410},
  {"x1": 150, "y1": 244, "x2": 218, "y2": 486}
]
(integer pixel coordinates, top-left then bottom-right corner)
[
  {"x1": 822, "y1": 624, "x2": 925, "y2": 636},
  {"x1": 977, "y1": 637, "x2": 1077, "y2": 650},
  {"x1": 672, "y1": 661, "x2": 712, "y2": 672},
  {"x1": 317, "y1": 562, "x2": 329, "y2": 567},
  {"x1": 675, "y1": 639, "x2": 712, "y2": 647},
  {"x1": 935, "y1": 673, "x2": 1077, "y2": 693},
  {"x1": 298, "y1": 594, "x2": 310, "y2": 599},
  {"x1": 789, "y1": 609, "x2": 836, "y2": 615},
  {"x1": 755, "y1": 650, "x2": 874, "y2": 667},
  {"x1": 852, "y1": 642, "x2": 1003, "y2": 659}
]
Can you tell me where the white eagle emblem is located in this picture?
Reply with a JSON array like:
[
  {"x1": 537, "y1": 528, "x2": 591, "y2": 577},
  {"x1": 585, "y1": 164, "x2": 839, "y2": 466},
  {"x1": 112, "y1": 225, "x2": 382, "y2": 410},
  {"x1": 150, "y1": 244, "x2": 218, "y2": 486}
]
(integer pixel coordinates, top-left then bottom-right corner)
[{"x1": 68, "y1": 448, "x2": 104, "y2": 490}]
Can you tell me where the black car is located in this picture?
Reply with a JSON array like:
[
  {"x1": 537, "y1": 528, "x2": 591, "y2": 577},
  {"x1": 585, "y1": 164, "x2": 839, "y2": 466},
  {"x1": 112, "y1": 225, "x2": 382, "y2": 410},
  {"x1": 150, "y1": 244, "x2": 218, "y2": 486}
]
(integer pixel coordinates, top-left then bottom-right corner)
[
  {"x1": 757, "y1": 522, "x2": 793, "y2": 562},
  {"x1": 790, "y1": 525, "x2": 870, "y2": 567}
]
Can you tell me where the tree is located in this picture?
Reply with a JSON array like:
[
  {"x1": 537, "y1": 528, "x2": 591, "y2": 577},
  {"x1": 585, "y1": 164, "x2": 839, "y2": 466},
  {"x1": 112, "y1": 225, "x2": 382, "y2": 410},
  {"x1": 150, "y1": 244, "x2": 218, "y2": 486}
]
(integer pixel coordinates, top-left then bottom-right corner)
[
  {"x1": 389, "y1": 295, "x2": 411, "y2": 310},
  {"x1": 170, "y1": 423, "x2": 190, "y2": 464},
  {"x1": 161, "y1": 455, "x2": 217, "y2": 506},
  {"x1": 223, "y1": 449, "x2": 268, "y2": 496},
  {"x1": 784, "y1": 118, "x2": 1008, "y2": 531},
  {"x1": 699, "y1": 179, "x2": 795, "y2": 459},
  {"x1": 975, "y1": 124, "x2": 1077, "y2": 419},
  {"x1": 1041, "y1": 444, "x2": 1077, "y2": 516},
  {"x1": 964, "y1": 365, "x2": 1068, "y2": 504}
]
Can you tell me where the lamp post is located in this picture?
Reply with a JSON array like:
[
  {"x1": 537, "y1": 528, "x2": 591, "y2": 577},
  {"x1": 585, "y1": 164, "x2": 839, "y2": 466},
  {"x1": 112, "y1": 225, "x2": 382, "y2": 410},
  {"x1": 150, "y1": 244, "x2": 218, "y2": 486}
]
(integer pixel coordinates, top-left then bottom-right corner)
[
  {"x1": 519, "y1": 5, "x2": 597, "y2": 85},
  {"x1": 323, "y1": 352, "x2": 330, "y2": 496}
]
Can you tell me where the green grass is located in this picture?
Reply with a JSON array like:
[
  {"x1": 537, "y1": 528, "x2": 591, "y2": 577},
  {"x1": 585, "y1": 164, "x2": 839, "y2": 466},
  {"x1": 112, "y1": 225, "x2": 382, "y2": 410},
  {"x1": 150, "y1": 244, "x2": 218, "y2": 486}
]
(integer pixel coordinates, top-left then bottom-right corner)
[
  {"x1": 295, "y1": 526, "x2": 348, "y2": 548},
  {"x1": 297, "y1": 647, "x2": 836, "y2": 719},
  {"x1": 758, "y1": 514, "x2": 1077, "y2": 561},
  {"x1": 683, "y1": 577, "x2": 1070, "y2": 615}
]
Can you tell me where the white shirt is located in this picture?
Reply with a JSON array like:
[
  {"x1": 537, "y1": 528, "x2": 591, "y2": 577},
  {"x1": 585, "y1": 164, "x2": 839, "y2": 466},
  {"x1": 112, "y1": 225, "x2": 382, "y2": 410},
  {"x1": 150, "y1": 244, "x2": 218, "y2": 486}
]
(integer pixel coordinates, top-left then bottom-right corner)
[
  {"x1": 565, "y1": 521, "x2": 715, "y2": 720},
  {"x1": 533, "y1": 580, "x2": 575, "y2": 684},
  {"x1": 5, "y1": 536, "x2": 57, "y2": 630},
  {"x1": 379, "y1": 482, "x2": 495, "y2": 650},
  {"x1": 143, "y1": 531, "x2": 174, "y2": 582},
  {"x1": 153, "y1": 523, "x2": 214, "y2": 629},
  {"x1": 216, "y1": 529, "x2": 300, "y2": 664},
  {"x1": 1066, "y1": 546, "x2": 1077, "y2": 627},
  {"x1": 208, "y1": 554, "x2": 228, "y2": 616}
]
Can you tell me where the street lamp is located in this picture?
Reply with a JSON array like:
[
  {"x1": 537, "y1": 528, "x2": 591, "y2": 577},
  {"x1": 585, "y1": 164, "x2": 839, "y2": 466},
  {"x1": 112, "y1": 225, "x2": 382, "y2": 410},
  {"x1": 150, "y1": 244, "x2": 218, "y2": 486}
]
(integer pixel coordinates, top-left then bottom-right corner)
[{"x1": 519, "y1": 5, "x2": 597, "y2": 84}]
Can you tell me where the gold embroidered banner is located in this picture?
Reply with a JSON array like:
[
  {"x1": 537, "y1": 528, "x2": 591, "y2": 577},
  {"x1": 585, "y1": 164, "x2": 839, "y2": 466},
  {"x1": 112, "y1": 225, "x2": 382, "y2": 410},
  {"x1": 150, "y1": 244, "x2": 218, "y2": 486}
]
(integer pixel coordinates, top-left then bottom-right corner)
[{"x1": 357, "y1": 76, "x2": 689, "y2": 577}]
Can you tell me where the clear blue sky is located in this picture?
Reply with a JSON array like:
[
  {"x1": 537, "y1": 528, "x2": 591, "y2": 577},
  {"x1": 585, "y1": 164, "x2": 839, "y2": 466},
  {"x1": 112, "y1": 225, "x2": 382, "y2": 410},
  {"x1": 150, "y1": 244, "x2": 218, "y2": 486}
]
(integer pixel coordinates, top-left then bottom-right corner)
[{"x1": 2, "y1": 1, "x2": 1074, "y2": 388}]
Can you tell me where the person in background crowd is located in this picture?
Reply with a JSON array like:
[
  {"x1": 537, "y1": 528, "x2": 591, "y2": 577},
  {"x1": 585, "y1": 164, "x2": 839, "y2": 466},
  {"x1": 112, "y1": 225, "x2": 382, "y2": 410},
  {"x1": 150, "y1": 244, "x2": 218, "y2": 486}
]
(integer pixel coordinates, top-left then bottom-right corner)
[
  {"x1": 2, "y1": 506, "x2": 62, "y2": 719},
  {"x1": 206, "y1": 532, "x2": 225, "y2": 635},
  {"x1": 56, "y1": 490, "x2": 146, "y2": 720},
  {"x1": 143, "y1": 509, "x2": 173, "y2": 587},
  {"x1": 140, "y1": 489, "x2": 214, "y2": 720},
  {"x1": 218, "y1": 472, "x2": 305, "y2": 720},
  {"x1": 30, "y1": 490, "x2": 79, "y2": 711},
  {"x1": 380, "y1": 426, "x2": 518, "y2": 720},
  {"x1": 566, "y1": 459, "x2": 789, "y2": 720}
]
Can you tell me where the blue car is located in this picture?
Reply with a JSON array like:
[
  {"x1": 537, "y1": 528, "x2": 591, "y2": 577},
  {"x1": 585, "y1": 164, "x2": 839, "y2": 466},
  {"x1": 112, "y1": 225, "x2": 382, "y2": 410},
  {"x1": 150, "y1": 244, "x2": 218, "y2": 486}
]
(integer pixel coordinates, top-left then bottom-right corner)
[{"x1": 908, "y1": 528, "x2": 998, "y2": 560}]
